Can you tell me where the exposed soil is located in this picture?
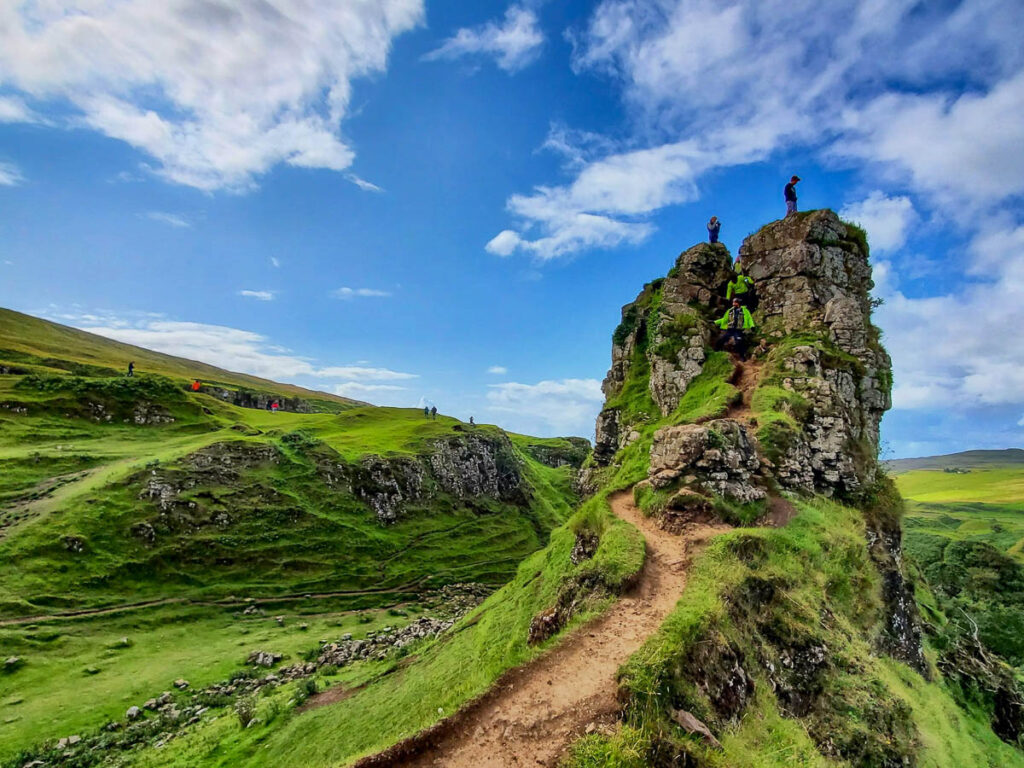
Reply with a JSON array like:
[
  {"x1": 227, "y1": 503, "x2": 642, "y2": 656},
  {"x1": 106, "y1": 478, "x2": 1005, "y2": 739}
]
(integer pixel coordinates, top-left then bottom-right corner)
[
  {"x1": 361, "y1": 490, "x2": 729, "y2": 768},
  {"x1": 725, "y1": 357, "x2": 763, "y2": 423}
]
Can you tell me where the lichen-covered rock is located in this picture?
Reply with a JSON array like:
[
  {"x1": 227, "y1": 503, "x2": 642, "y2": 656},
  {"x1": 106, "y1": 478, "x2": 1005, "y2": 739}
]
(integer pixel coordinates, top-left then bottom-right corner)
[{"x1": 649, "y1": 419, "x2": 765, "y2": 502}]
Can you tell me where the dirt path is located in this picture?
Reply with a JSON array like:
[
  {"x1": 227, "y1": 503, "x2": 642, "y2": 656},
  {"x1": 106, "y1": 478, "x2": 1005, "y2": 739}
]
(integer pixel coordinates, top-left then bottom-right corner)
[
  {"x1": 725, "y1": 357, "x2": 763, "y2": 423},
  {"x1": 380, "y1": 491, "x2": 729, "y2": 768}
]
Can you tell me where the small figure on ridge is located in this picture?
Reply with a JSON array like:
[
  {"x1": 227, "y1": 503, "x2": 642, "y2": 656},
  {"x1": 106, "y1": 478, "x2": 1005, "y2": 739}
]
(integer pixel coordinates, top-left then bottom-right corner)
[
  {"x1": 784, "y1": 175, "x2": 800, "y2": 216},
  {"x1": 714, "y1": 298, "x2": 755, "y2": 361},
  {"x1": 430, "y1": 405, "x2": 437, "y2": 420},
  {"x1": 707, "y1": 215, "x2": 721, "y2": 244},
  {"x1": 127, "y1": 361, "x2": 134, "y2": 378},
  {"x1": 424, "y1": 405, "x2": 430, "y2": 418},
  {"x1": 469, "y1": 416, "x2": 475, "y2": 427}
]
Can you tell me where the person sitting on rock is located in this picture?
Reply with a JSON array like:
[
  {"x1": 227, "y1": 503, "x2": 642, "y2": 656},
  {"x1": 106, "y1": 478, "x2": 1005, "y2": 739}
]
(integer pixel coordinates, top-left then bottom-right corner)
[
  {"x1": 726, "y1": 263, "x2": 757, "y2": 310},
  {"x1": 707, "y1": 215, "x2": 721, "y2": 244},
  {"x1": 784, "y1": 175, "x2": 800, "y2": 216},
  {"x1": 714, "y1": 298, "x2": 755, "y2": 360}
]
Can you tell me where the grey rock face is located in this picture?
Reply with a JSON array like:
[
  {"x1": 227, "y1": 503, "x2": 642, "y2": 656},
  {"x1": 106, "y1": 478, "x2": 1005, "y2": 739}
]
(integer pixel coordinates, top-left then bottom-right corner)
[
  {"x1": 649, "y1": 420, "x2": 765, "y2": 502},
  {"x1": 594, "y1": 243, "x2": 733, "y2": 463}
]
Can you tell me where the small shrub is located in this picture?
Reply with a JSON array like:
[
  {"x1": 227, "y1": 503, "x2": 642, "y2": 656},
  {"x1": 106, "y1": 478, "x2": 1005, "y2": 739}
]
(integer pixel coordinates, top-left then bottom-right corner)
[{"x1": 235, "y1": 696, "x2": 257, "y2": 728}]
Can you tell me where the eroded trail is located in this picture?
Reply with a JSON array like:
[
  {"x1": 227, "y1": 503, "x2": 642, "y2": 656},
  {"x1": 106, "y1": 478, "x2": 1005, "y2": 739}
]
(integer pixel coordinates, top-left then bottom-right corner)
[{"x1": 388, "y1": 491, "x2": 729, "y2": 768}]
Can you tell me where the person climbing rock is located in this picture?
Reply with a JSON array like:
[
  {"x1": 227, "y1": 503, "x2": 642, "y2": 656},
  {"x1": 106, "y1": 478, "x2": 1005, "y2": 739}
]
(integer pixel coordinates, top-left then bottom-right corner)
[
  {"x1": 127, "y1": 361, "x2": 134, "y2": 377},
  {"x1": 714, "y1": 298, "x2": 755, "y2": 360},
  {"x1": 784, "y1": 175, "x2": 800, "y2": 216},
  {"x1": 430, "y1": 405, "x2": 437, "y2": 420},
  {"x1": 726, "y1": 263, "x2": 758, "y2": 311},
  {"x1": 707, "y1": 215, "x2": 721, "y2": 244}
]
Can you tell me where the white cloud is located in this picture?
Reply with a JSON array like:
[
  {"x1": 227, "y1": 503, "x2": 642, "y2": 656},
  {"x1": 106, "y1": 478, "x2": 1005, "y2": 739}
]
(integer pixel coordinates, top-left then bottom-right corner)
[
  {"x1": 424, "y1": 5, "x2": 543, "y2": 72},
  {"x1": 0, "y1": 95, "x2": 38, "y2": 123},
  {"x1": 0, "y1": 1, "x2": 423, "y2": 191},
  {"x1": 345, "y1": 173, "x2": 383, "y2": 193},
  {"x1": 270, "y1": 257, "x2": 281, "y2": 268},
  {"x1": 333, "y1": 286, "x2": 392, "y2": 299},
  {"x1": 490, "y1": 0, "x2": 1024, "y2": 259},
  {"x1": 145, "y1": 211, "x2": 190, "y2": 228},
  {"x1": 0, "y1": 161, "x2": 24, "y2": 186},
  {"x1": 316, "y1": 366, "x2": 417, "y2": 381},
  {"x1": 239, "y1": 290, "x2": 275, "y2": 301},
  {"x1": 839, "y1": 192, "x2": 917, "y2": 253},
  {"x1": 487, "y1": 378, "x2": 603, "y2": 436},
  {"x1": 487, "y1": 365, "x2": 508, "y2": 375},
  {"x1": 61, "y1": 314, "x2": 417, "y2": 387}
]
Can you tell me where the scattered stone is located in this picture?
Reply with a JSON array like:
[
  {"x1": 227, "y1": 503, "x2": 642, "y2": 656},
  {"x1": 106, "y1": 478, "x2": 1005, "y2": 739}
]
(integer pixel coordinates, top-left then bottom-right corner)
[
  {"x1": 144, "y1": 698, "x2": 159, "y2": 711},
  {"x1": 246, "y1": 650, "x2": 283, "y2": 668},
  {"x1": 125, "y1": 706, "x2": 141, "y2": 720},
  {"x1": 672, "y1": 709, "x2": 723, "y2": 749},
  {"x1": 173, "y1": 679, "x2": 189, "y2": 690}
]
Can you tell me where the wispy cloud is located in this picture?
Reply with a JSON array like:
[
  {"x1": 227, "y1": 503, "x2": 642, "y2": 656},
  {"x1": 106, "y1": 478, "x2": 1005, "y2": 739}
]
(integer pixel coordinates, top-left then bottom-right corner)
[
  {"x1": 487, "y1": 365, "x2": 508, "y2": 374},
  {"x1": 0, "y1": 1, "x2": 424, "y2": 191},
  {"x1": 487, "y1": 378, "x2": 603, "y2": 436},
  {"x1": 332, "y1": 286, "x2": 392, "y2": 299},
  {"x1": 345, "y1": 173, "x2": 383, "y2": 193},
  {"x1": 145, "y1": 211, "x2": 191, "y2": 228},
  {"x1": 316, "y1": 366, "x2": 417, "y2": 381},
  {"x1": 424, "y1": 5, "x2": 544, "y2": 73},
  {"x1": 270, "y1": 257, "x2": 281, "y2": 268},
  {"x1": 238, "y1": 289, "x2": 275, "y2": 301},
  {"x1": 0, "y1": 161, "x2": 24, "y2": 186}
]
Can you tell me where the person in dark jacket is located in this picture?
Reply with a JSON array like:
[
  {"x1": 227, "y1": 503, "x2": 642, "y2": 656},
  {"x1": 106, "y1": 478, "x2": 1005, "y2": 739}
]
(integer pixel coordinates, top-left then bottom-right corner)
[
  {"x1": 714, "y1": 299, "x2": 755, "y2": 360},
  {"x1": 707, "y1": 215, "x2": 721, "y2": 244},
  {"x1": 127, "y1": 361, "x2": 134, "y2": 377},
  {"x1": 430, "y1": 406, "x2": 437, "y2": 420},
  {"x1": 784, "y1": 175, "x2": 800, "y2": 216},
  {"x1": 424, "y1": 405, "x2": 430, "y2": 418}
]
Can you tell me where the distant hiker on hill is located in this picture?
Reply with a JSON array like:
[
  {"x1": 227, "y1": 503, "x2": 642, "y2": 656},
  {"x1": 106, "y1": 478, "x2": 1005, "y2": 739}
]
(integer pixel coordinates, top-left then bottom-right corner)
[
  {"x1": 714, "y1": 298, "x2": 755, "y2": 360},
  {"x1": 191, "y1": 380, "x2": 201, "y2": 392},
  {"x1": 469, "y1": 416, "x2": 475, "y2": 427},
  {"x1": 784, "y1": 175, "x2": 800, "y2": 216},
  {"x1": 424, "y1": 405, "x2": 430, "y2": 418},
  {"x1": 430, "y1": 406, "x2": 437, "y2": 420},
  {"x1": 271, "y1": 401, "x2": 279, "y2": 414},
  {"x1": 707, "y1": 216, "x2": 721, "y2": 244},
  {"x1": 127, "y1": 361, "x2": 134, "y2": 377},
  {"x1": 726, "y1": 264, "x2": 757, "y2": 311}
]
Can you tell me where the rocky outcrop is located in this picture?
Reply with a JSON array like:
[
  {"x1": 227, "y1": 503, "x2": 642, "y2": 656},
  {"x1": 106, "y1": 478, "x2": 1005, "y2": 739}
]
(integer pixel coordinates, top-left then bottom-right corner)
[
  {"x1": 648, "y1": 420, "x2": 765, "y2": 503},
  {"x1": 319, "y1": 432, "x2": 529, "y2": 524},
  {"x1": 520, "y1": 437, "x2": 591, "y2": 468},
  {"x1": 198, "y1": 385, "x2": 315, "y2": 413}
]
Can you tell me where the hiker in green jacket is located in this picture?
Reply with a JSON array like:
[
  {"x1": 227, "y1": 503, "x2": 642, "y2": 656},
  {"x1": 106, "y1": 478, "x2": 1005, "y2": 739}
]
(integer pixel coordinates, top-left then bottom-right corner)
[
  {"x1": 714, "y1": 298, "x2": 755, "y2": 360},
  {"x1": 726, "y1": 262, "x2": 758, "y2": 310}
]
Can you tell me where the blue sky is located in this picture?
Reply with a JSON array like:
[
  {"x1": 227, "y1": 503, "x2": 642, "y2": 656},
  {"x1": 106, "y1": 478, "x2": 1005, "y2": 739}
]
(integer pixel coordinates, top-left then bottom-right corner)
[{"x1": 1, "y1": 0, "x2": 1023, "y2": 459}]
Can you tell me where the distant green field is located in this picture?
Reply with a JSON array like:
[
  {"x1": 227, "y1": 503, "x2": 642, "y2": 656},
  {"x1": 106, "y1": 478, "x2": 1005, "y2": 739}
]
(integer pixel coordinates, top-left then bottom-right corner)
[{"x1": 896, "y1": 467, "x2": 1024, "y2": 505}]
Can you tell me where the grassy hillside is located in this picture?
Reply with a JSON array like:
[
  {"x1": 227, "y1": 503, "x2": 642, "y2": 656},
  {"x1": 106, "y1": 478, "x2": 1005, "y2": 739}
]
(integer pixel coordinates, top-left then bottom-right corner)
[
  {"x1": 0, "y1": 307, "x2": 362, "y2": 411},
  {"x1": 886, "y1": 448, "x2": 1024, "y2": 474},
  {"x1": 0, "y1": 310, "x2": 585, "y2": 762}
]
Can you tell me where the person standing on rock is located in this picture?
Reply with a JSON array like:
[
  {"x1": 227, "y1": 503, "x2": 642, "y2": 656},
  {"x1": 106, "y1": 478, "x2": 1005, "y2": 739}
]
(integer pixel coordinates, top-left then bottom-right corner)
[
  {"x1": 707, "y1": 216, "x2": 721, "y2": 243},
  {"x1": 784, "y1": 175, "x2": 800, "y2": 216},
  {"x1": 714, "y1": 298, "x2": 755, "y2": 360}
]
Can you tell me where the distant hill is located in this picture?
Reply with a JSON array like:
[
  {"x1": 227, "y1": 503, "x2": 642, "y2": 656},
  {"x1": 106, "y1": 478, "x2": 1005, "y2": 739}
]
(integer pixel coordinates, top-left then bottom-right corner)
[
  {"x1": 885, "y1": 448, "x2": 1024, "y2": 474},
  {"x1": 0, "y1": 307, "x2": 364, "y2": 410}
]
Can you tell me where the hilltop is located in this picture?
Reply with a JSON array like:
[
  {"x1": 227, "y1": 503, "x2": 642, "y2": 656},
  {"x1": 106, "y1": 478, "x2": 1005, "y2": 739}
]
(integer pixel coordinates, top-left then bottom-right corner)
[{"x1": 887, "y1": 448, "x2": 1024, "y2": 473}]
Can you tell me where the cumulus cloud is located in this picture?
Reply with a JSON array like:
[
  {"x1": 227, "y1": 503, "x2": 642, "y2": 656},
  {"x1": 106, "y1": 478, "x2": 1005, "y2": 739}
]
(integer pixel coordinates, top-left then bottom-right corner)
[
  {"x1": 489, "y1": 0, "x2": 1024, "y2": 259},
  {"x1": 333, "y1": 287, "x2": 392, "y2": 299},
  {"x1": 0, "y1": 161, "x2": 23, "y2": 186},
  {"x1": 145, "y1": 211, "x2": 190, "y2": 228},
  {"x1": 61, "y1": 314, "x2": 416, "y2": 386},
  {"x1": 0, "y1": 1, "x2": 423, "y2": 191},
  {"x1": 487, "y1": 365, "x2": 508, "y2": 374},
  {"x1": 839, "y1": 192, "x2": 917, "y2": 253},
  {"x1": 487, "y1": 378, "x2": 603, "y2": 436},
  {"x1": 239, "y1": 290, "x2": 274, "y2": 301},
  {"x1": 424, "y1": 5, "x2": 544, "y2": 72}
]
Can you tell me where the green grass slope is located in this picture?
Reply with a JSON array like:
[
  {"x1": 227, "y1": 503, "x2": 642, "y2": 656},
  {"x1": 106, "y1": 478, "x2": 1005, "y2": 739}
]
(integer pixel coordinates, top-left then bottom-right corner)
[
  {"x1": 0, "y1": 307, "x2": 362, "y2": 411},
  {"x1": 0, "y1": 310, "x2": 588, "y2": 762},
  {"x1": 886, "y1": 449, "x2": 1024, "y2": 474}
]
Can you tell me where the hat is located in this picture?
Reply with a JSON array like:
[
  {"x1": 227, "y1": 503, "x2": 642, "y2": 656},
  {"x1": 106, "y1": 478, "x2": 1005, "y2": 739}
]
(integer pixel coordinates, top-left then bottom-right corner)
[{"x1": 791, "y1": 175, "x2": 801, "y2": 181}]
